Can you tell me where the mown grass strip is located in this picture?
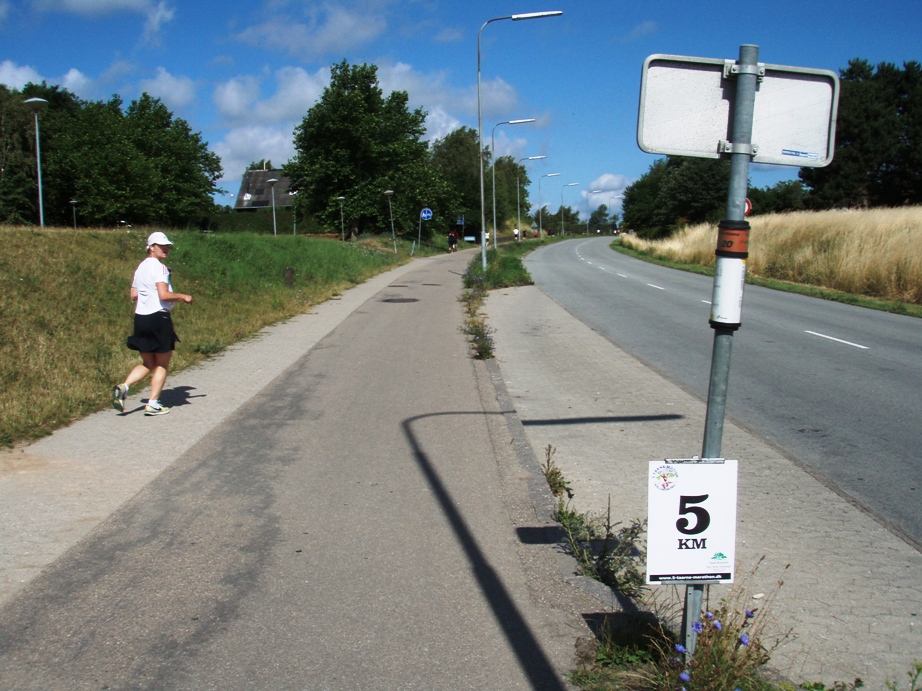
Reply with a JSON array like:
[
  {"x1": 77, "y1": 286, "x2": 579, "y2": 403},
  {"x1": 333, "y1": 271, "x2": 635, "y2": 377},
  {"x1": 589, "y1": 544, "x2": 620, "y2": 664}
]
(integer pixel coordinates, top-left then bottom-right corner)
[{"x1": 0, "y1": 227, "x2": 426, "y2": 446}]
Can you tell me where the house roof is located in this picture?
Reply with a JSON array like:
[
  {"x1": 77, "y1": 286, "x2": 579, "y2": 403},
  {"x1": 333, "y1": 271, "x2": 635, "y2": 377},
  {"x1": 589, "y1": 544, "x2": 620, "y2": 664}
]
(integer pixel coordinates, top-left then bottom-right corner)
[{"x1": 234, "y1": 169, "x2": 296, "y2": 210}]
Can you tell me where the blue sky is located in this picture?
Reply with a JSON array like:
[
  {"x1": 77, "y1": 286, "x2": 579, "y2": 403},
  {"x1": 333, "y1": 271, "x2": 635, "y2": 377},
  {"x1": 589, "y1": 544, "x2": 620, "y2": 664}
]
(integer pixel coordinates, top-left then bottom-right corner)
[{"x1": 2, "y1": 0, "x2": 920, "y2": 220}]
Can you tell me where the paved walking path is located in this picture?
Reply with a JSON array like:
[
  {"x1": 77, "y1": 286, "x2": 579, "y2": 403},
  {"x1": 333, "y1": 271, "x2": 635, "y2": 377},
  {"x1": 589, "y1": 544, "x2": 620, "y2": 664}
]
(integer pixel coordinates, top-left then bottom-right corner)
[
  {"x1": 0, "y1": 251, "x2": 594, "y2": 690},
  {"x1": 486, "y1": 284, "x2": 922, "y2": 688}
]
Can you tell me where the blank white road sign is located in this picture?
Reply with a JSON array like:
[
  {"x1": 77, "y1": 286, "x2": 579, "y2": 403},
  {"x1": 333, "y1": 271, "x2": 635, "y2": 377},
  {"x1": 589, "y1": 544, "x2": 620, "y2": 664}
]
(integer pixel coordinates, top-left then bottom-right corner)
[
  {"x1": 638, "y1": 54, "x2": 839, "y2": 167},
  {"x1": 647, "y1": 458, "x2": 738, "y2": 584}
]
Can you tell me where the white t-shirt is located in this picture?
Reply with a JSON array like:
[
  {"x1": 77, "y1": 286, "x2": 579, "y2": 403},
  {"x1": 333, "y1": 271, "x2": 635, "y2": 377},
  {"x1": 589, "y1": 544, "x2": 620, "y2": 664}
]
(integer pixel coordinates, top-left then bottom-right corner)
[{"x1": 133, "y1": 257, "x2": 173, "y2": 315}]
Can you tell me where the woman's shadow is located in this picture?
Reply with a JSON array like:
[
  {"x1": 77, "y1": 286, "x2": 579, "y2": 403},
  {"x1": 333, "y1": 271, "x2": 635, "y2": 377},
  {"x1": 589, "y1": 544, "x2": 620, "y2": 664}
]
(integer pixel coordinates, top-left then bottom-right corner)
[{"x1": 159, "y1": 386, "x2": 206, "y2": 409}]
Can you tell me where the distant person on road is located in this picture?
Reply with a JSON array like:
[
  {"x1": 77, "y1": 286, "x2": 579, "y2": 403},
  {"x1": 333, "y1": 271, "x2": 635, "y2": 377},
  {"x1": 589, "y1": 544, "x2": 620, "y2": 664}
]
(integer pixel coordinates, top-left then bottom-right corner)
[
  {"x1": 111, "y1": 231, "x2": 193, "y2": 417},
  {"x1": 513, "y1": 227, "x2": 520, "y2": 242},
  {"x1": 448, "y1": 229, "x2": 458, "y2": 253}
]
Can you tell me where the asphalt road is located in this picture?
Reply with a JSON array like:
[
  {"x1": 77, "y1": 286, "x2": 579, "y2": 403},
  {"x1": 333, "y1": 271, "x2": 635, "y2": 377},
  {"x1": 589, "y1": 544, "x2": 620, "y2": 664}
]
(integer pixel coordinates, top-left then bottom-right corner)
[{"x1": 524, "y1": 237, "x2": 922, "y2": 548}]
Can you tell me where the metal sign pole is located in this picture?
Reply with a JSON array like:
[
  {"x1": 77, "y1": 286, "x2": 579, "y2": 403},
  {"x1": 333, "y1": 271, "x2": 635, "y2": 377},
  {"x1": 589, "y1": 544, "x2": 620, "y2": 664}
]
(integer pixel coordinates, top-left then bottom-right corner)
[{"x1": 681, "y1": 43, "x2": 759, "y2": 656}]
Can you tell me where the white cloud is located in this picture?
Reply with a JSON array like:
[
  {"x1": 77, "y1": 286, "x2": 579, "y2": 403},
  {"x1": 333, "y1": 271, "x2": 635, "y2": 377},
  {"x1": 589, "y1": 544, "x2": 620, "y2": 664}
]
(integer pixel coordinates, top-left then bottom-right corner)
[
  {"x1": 0, "y1": 60, "x2": 96, "y2": 98},
  {"x1": 423, "y1": 106, "x2": 461, "y2": 143},
  {"x1": 582, "y1": 174, "x2": 631, "y2": 213},
  {"x1": 34, "y1": 0, "x2": 150, "y2": 13},
  {"x1": 61, "y1": 68, "x2": 93, "y2": 96},
  {"x1": 214, "y1": 76, "x2": 261, "y2": 121},
  {"x1": 213, "y1": 125, "x2": 297, "y2": 190},
  {"x1": 213, "y1": 66, "x2": 329, "y2": 127},
  {"x1": 139, "y1": 66, "x2": 195, "y2": 109},
  {"x1": 142, "y1": 0, "x2": 173, "y2": 45},
  {"x1": 236, "y1": 4, "x2": 385, "y2": 59},
  {"x1": 0, "y1": 60, "x2": 43, "y2": 89},
  {"x1": 621, "y1": 20, "x2": 657, "y2": 42}
]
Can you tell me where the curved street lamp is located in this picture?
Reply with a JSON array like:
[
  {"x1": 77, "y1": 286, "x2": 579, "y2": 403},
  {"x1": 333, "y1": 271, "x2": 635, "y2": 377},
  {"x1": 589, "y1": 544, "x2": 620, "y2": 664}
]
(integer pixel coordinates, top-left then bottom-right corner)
[
  {"x1": 585, "y1": 189, "x2": 602, "y2": 233},
  {"x1": 491, "y1": 118, "x2": 535, "y2": 249},
  {"x1": 337, "y1": 196, "x2": 346, "y2": 241},
  {"x1": 560, "y1": 182, "x2": 578, "y2": 236},
  {"x1": 267, "y1": 178, "x2": 279, "y2": 236},
  {"x1": 478, "y1": 10, "x2": 562, "y2": 268},
  {"x1": 517, "y1": 155, "x2": 545, "y2": 241},
  {"x1": 384, "y1": 189, "x2": 397, "y2": 254},
  {"x1": 538, "y1": 173, "x2": 560, "y2": 238},
  {"x1": 24, "y1": 97, "x2": 48, "y2": 227}
]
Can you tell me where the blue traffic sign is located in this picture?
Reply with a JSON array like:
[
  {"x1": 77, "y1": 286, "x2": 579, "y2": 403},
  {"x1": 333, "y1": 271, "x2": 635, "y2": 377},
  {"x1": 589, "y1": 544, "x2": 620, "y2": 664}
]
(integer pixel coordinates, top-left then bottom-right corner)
[{"x1": 420, "y1": 208, "x2": 432, "y2": 221}]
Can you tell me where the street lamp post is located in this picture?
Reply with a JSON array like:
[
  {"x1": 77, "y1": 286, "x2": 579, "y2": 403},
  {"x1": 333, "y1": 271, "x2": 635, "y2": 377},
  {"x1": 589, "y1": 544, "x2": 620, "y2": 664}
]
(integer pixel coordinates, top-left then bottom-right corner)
[
  {"x1": 538, "y1": 173, "x2": 560, "y2": 238},
  {"x1": 267, "y1": 178, "x2": 279, "y2": 236},
  {"x1": 70, "y1": 199, "x2": 77, "y2": 230},
  {"x1": 609, "y1": 194, "x2": 623, "y2": 233},
  {"x1": 491, "y1": 118, "x2": 535, "y2": 249},
  {"x1": 586, "y1": 189, "x2": 602, "y2": 234},
  {"x1": 478, "y1": 10, "x2": 562, "y2": 268},
  {"x1": 384, "y1": 190, "x2": 397, "y2": 254},
  {"x1": 24, "y1": 97, "x2": 48, "y2": 227},
  {"x1": 517, "y1": 155, "x2": 545, "y2": 241},
  {"x1": 560, "y1": 182, "x2": 578, "y2": 236},
  {"x1": 337, "y1": 196, "x2": 346, "y2": 241}
]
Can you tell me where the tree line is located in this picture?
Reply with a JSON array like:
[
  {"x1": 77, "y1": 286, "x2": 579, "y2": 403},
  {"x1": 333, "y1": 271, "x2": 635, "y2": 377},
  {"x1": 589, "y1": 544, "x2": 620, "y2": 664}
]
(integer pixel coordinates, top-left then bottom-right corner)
[
  {"x1": 622, "y1": 58, "x2": 922, "y2": 238},
  {"x1": 2, "y1": 61, "x2": 539, "y2": 238},
  {"x1": 1, "y1": 83, "x2": 222, "y2": 227}
]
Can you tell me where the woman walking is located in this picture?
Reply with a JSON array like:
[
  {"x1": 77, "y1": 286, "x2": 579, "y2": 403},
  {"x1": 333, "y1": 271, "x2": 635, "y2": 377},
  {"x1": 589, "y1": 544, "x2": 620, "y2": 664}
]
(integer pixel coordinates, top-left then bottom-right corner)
[{"x1": 111, "y1": 231, "x2": 192, "y2": 416}]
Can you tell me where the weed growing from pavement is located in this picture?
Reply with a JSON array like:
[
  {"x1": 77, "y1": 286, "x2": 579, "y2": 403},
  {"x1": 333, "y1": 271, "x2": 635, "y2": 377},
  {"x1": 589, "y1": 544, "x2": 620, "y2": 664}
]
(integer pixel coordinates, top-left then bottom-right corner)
[
  {"x1": 458, "y1": 245, "x2": 535, "y2": 359},
  {"x1": 542, "y1": 445, "x2": 574, "y2": 499}
]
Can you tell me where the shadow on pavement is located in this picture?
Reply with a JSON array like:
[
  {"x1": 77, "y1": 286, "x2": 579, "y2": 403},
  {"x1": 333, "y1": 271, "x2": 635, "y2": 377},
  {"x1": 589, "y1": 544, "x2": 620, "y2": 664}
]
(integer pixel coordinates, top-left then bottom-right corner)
[
  {"x1": 522, "y1": 414, "x2": 683, "y2": 426},
  {"x1": 403, "y1": 411, "x2": 567, "y2": 691}
]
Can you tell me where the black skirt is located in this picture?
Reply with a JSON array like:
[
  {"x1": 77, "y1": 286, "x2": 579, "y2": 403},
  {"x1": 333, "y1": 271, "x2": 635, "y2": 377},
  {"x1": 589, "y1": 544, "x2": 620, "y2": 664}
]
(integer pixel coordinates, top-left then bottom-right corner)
[{"x1": 127, "y1": 311, "x2": 179, "y2": 353}]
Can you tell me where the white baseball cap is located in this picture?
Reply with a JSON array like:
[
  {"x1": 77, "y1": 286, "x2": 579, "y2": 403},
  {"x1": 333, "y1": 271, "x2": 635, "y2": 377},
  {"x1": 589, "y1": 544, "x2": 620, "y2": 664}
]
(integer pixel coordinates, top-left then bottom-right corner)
[{"x1": 147, "y1": 231, "x2": 173, "y2": 247}]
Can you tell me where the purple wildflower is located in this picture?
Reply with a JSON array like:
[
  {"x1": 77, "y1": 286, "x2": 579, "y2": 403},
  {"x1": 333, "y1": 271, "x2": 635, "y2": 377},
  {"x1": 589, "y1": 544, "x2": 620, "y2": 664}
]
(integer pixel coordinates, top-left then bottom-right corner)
[
  {"x1": 745, "y1": 609, "x2": 755, "y2": 618},
  {"x1": 675, "y1": 643, "x2": 687, "y2": 654},
  {"x1": 692, "y1": 621, "x2": 703, "y2": 633},
  {"x1": 705, "y1": 611, "x2": 714, "y2": 619},
  {"x1": 740, "y1": 633, "x2": 750, "y2": 646},
  {"x1": 713, "y1": 620, "x2": 722, "y2": 631},
  {"x1": 679, "y1": 672, "x2": 691, "y2": 682}
]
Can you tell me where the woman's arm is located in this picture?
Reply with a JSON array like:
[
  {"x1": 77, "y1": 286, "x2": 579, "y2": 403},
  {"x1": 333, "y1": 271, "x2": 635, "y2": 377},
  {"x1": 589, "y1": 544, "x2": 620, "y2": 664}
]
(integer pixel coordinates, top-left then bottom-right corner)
[{"x1": 157, "y1": 281, "x2": 193, "y2": 304}]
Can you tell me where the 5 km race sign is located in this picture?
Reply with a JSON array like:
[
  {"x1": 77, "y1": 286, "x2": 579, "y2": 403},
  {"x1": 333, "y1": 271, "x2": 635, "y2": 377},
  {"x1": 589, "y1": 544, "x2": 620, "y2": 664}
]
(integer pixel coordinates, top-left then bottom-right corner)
[{"x1": 647, "y1": 458, "x2": 738, "y2": 584}]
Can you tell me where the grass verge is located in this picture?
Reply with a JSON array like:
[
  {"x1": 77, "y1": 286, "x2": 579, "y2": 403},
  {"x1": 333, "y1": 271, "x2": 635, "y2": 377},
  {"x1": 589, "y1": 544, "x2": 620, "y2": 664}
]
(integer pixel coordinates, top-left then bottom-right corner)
[
  {"x1": 614, "y1": 242, "x2": 922, "y2": 318},
  {"x1": 0, "y1": 227, "x2": 418, "y2": 446},
  {"x1": 458, "y1": 242, "x2": 541, "y2": 359}
]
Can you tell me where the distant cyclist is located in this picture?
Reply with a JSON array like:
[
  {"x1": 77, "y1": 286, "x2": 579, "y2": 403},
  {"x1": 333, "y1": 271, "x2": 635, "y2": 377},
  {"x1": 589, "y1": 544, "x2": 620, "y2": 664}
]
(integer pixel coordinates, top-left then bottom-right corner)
[{"x1": 448, "y1": 229, "x2": 459, "y2": 253}]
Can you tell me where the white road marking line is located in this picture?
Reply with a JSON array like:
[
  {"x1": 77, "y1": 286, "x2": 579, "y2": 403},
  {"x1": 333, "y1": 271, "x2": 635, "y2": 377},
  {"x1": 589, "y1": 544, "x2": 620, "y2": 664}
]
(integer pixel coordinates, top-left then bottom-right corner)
[
  {"x1": 701, "y1": 300, "x2": 712, "y2": 304},
  {"x1": 617, "y1": 273, "x2": 627, "y2": 278},
  {"x1": 805, "y1": 331, "x2": 869, "y2": 349},
  {"x1": 647, "y1": 284, "x2": 664, "y2": 290}
]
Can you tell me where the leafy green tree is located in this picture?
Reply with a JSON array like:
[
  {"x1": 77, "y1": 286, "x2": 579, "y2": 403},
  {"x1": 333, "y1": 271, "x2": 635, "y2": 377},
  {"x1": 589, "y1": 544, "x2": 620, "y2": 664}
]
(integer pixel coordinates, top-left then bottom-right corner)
[
  {"x1": 0, "y1": 85, "x2": 37, "y2": 224},
  {"x1": 747, "y1": 179, "x2": 807, "y2": 215},
  {"x1": 800, "y1": 59, "x2": 922, "y2": 208},
  {"x1": 430, "y1": 126, "x2": 480, "y2": 230},
  {"x1": 621, "y1": 156, "x2": 728, "y2": 238},
  {"x1": 588, "y1": 204, "x2": 616, "y2": 231},
  {"x1": 4, "y1": 83, "x2": 221, "y2": 227},
  {"x1": 286, "y1": 59, "x2": 457, "y2": 238},
  {"x1": 540, "y1": 204, "x2": 580, "y2": 235}
]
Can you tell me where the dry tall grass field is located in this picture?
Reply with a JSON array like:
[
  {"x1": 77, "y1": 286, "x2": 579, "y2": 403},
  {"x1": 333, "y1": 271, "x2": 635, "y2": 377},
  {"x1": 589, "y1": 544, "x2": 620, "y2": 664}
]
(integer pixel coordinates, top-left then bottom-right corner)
[{"x1": 621, "y1": 207, "x2": 922, "y2": 305}]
